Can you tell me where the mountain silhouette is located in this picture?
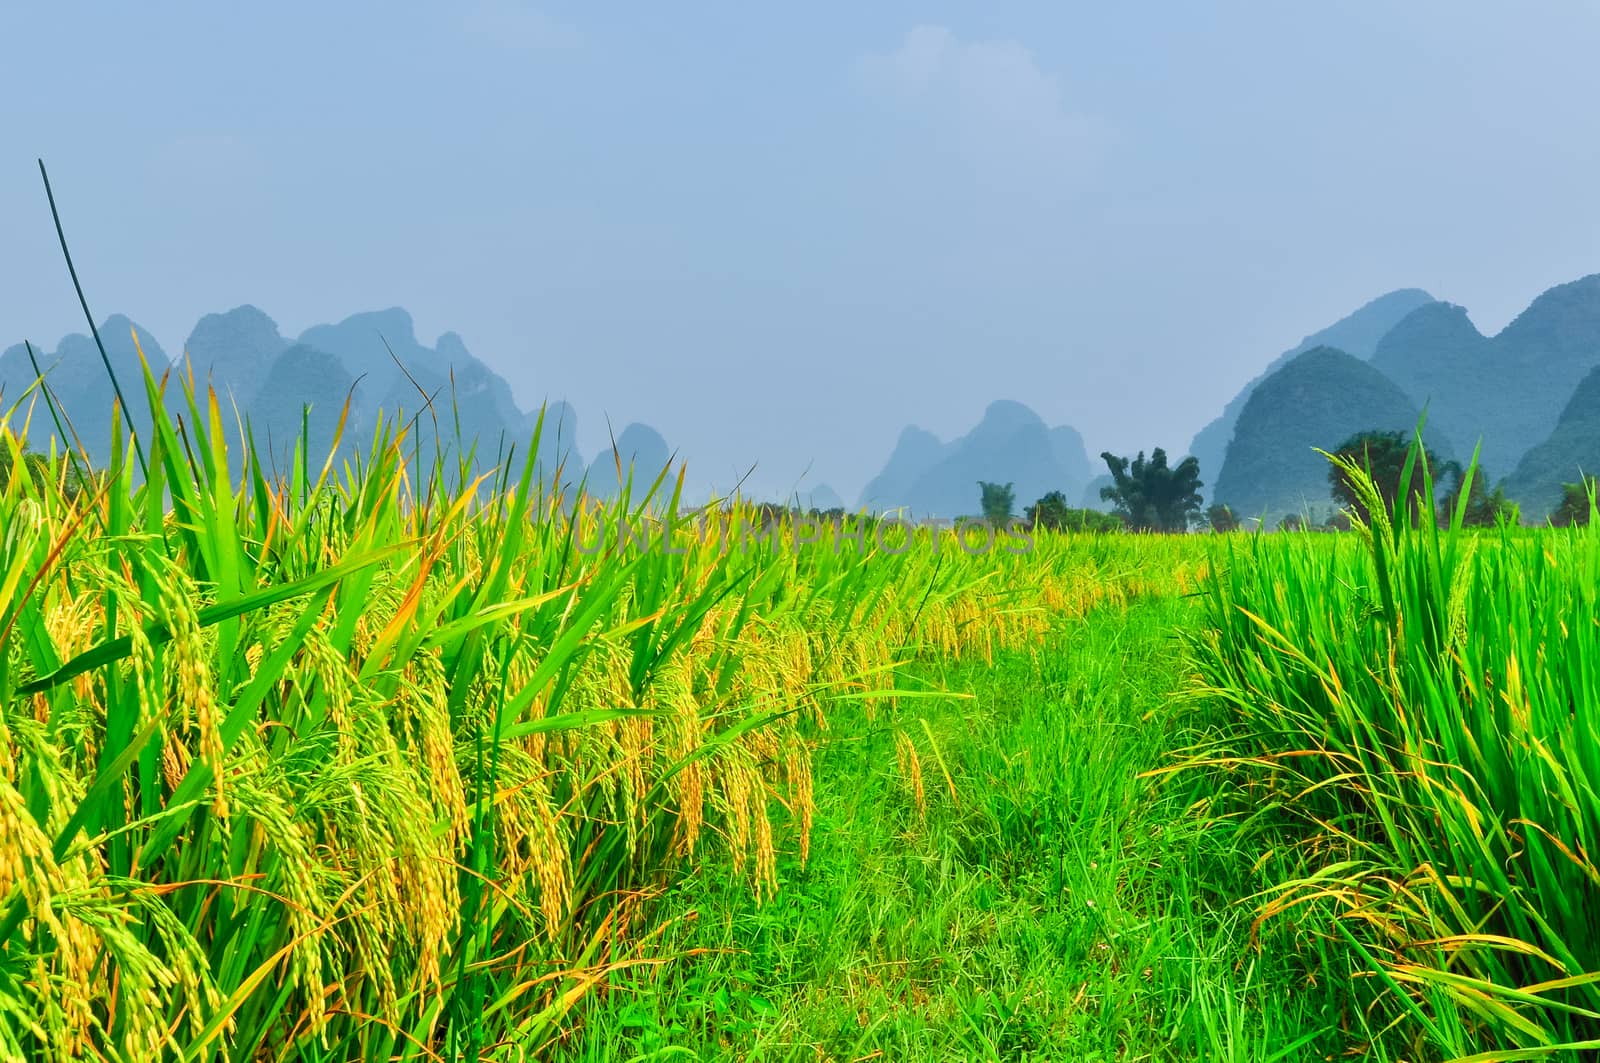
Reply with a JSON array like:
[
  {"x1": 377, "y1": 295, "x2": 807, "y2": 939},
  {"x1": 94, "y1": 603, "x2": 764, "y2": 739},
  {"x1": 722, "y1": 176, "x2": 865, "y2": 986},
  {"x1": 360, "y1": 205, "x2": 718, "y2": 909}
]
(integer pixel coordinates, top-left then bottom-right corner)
[
  {"x1": 858, "y1": 400, "x2": 1091, "y2": 518},
  {"x1": 858, "y1": 426, "x2": 945, "y2": 511},
  {"x1": 1503, "y1": 365, "x2": 1600, "y2": 519},
  {"x1": 1188, "y1": 289, "x2": 1436, "y2": 494},
  {"x1": 584, "y1": 422, "x2": 674, "y2": 500},
  {"x1": 1, "y1": 315, "x2": 167, "y2": 463},
  {"x1": 796, "y1": 483, "x2": 845, "y2": 512},
  {"x1": 1213, "y1": 346, "x2": 1454, "y2": 523},
  {"x1": 11, "y1": 272, "x2": 1600, "y2": 525},
  {"x1": 3, "y1": 306, "x2": 620, "y2": 496},
  {"x1": 1372, "y1": 275, "x2": 1600, "y2": 478},
  {"x1": 251, "y1": 344, "x2": 357, "y2": 471},
  {"x1": 185, "y1": 305, "x2": 288, "y2": 409}
]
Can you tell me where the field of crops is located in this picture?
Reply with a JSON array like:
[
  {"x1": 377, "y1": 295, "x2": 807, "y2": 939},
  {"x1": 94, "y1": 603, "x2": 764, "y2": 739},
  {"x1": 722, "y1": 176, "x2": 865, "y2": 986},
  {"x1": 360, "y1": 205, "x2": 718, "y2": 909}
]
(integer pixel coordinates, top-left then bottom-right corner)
[{"x1": 2, "y1": 376, "x2": 1598, "y2": 1061}]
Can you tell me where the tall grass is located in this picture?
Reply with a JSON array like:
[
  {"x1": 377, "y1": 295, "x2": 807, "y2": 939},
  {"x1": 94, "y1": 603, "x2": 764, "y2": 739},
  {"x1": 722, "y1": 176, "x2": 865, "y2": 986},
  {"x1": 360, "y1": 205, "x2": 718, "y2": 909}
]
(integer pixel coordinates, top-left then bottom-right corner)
[
  {"x1": 1188, "y1": 443, "x2": 1600, "y2": 1059},
  {"x1": 0, "y1": 347, "x2": 1202, "y2": 1061}
]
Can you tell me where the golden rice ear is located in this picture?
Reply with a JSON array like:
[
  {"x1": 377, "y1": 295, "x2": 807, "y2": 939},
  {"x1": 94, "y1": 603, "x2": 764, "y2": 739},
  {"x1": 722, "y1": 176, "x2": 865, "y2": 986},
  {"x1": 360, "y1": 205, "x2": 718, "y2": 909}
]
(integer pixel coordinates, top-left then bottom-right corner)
[
  {"x1": 6, "y1": 312, "x2": 1224, "y2": 1058},
  {"x1": 894, "y1": 729, "x2": 927, "y2": 821}
]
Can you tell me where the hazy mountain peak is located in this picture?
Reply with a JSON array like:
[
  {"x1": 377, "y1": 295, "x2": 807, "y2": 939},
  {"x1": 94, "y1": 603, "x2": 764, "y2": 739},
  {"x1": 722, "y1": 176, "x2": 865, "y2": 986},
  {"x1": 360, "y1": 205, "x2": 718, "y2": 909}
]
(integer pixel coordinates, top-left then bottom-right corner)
[
  {"x1": 895, "y1": 424, "x2": 942, "y2": 447},
  {"x1": 0, "y1": 315, "x2": 167, "y2": 460},
  {"x1": 1508, "y1": 272, "x2": 1600, "y2": 313},
  {"x1": 798, "y1": 483, "x2": 845, "y2": 512},
  {"x1": 1374, "y1": 301, "x2": 1483, "y2": 352},
  {"x1": 610, "y1": 422, "x2": 669, "y2": 459},
  {"x1": 435, "y1": 331, "x2": 470, "y2": 360},
  {"x1": 585, "y1": 421, "x2": 673, "y2": 498},
  {"x1": 56, "y1": 316, "x2": 170, "y2": 369},
  {"x1": 1048, "y1": 424, "x2": 1092, "y2": 489},
  {"x1": 1291, "y1": 289, "x2": 1436, "y2": 353},
  {"x1": 1496, "y1": 273, "x2": 1600, "y2": 349},
  {"x1": 1369, "y1": 302, "x2": 1488, "y2": 408},
  {"x1": 1188, "y1": 288, "x2": 1439, "y2": 496},
  {"x1": 1504, "y1": 364, "x2": 1600, "y2": 518},
  {"x1": 296, "y1": 307, "x2": 422, "y2": 385},
  {"x1": 189, "y1": 305, "x2": 283, "y2": 346},
  {"x1": 1368, "y1": 276, "x2": 1600, "y2": 476},
  {"x1": 1213, "y1": 345, "x2": 1451, "y2": 523},
  {"x1": 335, "y1": 307, "x2": 417, "y2": 343},
  {"x1": 976, "y1": 399, "x2": 1046, "y2": 432},
  {"x1": 858, "y1": 425, "x2": 949, "y2": 509},
  {"x1": 184, "y1": 305, "x2": 288, "y2": 406},
  {"x1": 101, "y1": 314, "x2": 147, "y2": 342},
  {"x1": 5, "y1": 303, "x2": 553, "y2": 476},
  {"x1": 860, "y1": 399, "x2": 1091, "y2": 517}
]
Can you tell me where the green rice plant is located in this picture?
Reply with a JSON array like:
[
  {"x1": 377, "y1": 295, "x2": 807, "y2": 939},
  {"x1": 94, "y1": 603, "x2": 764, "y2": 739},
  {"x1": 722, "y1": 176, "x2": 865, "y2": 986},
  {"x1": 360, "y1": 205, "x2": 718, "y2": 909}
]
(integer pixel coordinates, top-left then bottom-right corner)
[
  {"x1": 1186, "y1": 436, "x2": 1600, "y2": 1059},
  {"x1": 0, "y1": 343, "x2": 1201, "y2": 1060}
]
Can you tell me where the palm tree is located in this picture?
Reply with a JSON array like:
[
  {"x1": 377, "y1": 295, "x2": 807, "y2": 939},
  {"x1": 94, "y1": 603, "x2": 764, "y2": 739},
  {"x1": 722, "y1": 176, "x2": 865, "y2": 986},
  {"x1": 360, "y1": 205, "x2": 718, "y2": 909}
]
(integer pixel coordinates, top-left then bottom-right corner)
[{"x1": 977, "y1": 481, "x2": 1016, "y2": 526}]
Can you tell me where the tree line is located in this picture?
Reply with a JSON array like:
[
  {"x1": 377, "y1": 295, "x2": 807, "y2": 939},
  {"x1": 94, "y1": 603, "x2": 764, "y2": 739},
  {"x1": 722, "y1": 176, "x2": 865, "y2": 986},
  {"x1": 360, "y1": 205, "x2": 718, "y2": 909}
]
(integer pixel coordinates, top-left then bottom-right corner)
[{"x1": 975, "y1": 429, "x2": 1594, "y2": 533}]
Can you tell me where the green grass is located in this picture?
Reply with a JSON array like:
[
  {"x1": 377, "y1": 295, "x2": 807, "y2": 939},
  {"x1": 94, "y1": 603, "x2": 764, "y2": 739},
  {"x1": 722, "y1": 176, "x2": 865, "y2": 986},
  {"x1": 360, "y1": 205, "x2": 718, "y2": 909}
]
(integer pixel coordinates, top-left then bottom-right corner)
[{"x1": 551, "y1": 595, "x2": 1364, "y2": 1061}]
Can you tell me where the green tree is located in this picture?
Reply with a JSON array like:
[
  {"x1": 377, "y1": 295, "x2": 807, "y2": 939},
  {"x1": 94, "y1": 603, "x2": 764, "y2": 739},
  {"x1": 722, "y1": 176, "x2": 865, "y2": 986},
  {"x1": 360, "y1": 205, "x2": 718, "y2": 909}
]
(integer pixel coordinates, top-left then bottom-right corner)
[
  {"x1": 0, "y1": 440, "x2": 85, "y2": 497},
  {"x1": 1026, "y1": 491, "x2": 1123, "y2": 533},
  {"x1": 1204, "y1": 503, "x2": 1239, "y2": 533},
  {"x1": 1098, "y1": 448, "x2": 1202, "y2": 532},
  {"x1": 978, "y1": 481, "x2": 1016, "y2": 526},
  {"x1": 1025, "y1": 490, "x2": 1069, "y2": 530},
  {"x1": 0, "y1": 441, "x2": 29, "y2": 489},
  {"x1": 1552, "y1": 476, "x2": 1597, "y2": 527},
  {"x1": 1327, "y1": 430, "x2": 1446, "y2": 525},
  {"x1": 1438, "y1": 465, "x2": 1519, "y2": 527}
]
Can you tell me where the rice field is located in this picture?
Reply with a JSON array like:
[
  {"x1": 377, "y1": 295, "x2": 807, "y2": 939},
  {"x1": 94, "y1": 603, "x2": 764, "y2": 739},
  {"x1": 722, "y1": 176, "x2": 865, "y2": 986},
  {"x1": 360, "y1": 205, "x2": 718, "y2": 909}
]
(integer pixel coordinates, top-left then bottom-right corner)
[
  {"x1": 1185, "y1": 458, "x2": 1600, "y2": 1061},
  {"x1": 2, "y1": 370, "x2": 1598, "y2": 1060}
]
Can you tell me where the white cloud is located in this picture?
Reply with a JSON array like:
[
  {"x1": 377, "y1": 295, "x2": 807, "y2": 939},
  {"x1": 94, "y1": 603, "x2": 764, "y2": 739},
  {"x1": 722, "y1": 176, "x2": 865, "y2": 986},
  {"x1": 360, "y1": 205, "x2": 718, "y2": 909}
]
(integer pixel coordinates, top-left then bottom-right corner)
[
  {"x1": 463, "y1": 1, "x2": 581, "y2": 52},
  {"x1": 857, "y1": 26, "x2": 1105, "y2": 182}
]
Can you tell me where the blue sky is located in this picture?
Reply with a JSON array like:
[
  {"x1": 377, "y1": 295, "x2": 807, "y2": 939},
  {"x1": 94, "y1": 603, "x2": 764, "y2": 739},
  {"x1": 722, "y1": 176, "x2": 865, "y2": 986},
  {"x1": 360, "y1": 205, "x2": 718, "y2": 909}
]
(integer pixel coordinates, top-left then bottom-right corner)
[{"x1": 5, "y1": 3, "x2": 1599, "y2": 500}]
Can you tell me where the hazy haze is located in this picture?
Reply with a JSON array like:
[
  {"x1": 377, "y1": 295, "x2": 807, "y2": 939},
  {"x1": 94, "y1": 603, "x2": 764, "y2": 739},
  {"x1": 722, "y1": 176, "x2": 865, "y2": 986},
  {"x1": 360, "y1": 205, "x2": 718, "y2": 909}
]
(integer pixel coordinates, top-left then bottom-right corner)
[{"x1": 4, "y1": 3, "x2": 1599, "y2": 499}]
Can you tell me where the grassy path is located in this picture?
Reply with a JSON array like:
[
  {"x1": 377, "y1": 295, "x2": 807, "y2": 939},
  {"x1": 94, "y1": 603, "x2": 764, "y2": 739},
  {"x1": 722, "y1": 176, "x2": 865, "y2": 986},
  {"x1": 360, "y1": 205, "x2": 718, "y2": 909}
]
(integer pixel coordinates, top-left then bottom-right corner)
[{"x1": 557, "y1": 595, "x2": 1343, "y2": 1061}]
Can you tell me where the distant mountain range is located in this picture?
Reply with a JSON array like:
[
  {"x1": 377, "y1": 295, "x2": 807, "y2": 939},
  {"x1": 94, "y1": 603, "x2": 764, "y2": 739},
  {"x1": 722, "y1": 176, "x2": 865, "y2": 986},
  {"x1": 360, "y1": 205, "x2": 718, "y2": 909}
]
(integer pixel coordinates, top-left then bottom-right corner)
[
  {"x1": 0, "y1": 314, "x2": 166, "y2": 464},
  {"x1": 1, "y1": 306, "x2": 652, "y2": 497},
  {"x1": 1187, "y1": 289, "x2": 1437, "y2": 489},
  {"x1": 8, "y1": 275, "x2": 1600, "y2": 526},
  {"x1": 1203, "y1": 275, "x2": 1600, "y2": 522},
  {"x1": 855, "y1": 274, "x2": 1600, "y2": 525},
  {"x1": 857, "y1": 400, "x2": 1091, "y2": 518},
  {"x1": 1212, "y1": 347, "x2": 1455, "y2": 520},
  {"x1": 1370, "y1": 277, "x2": 1600, "y2": 481}
]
